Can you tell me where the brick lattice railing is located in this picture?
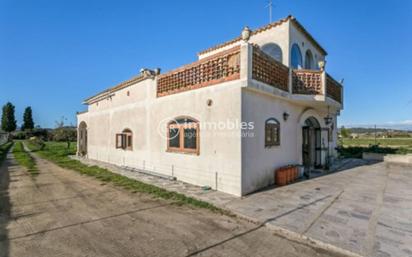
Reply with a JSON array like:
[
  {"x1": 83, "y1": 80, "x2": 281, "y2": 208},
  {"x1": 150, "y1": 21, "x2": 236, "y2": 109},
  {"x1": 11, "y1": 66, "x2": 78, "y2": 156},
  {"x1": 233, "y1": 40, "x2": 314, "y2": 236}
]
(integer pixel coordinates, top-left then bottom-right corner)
[
  {"x1": 252, "y1": 46, "x2": 289, "y2": 92},
  {"x1": 292, "y1": 70, "x2": 323, "y2": 95},
  {"x1": 157, "y1": 46, "x2": 241, "y2": 97},
  {"x1": 326, "y1": 74, "x2": 343, "y2": 104}
]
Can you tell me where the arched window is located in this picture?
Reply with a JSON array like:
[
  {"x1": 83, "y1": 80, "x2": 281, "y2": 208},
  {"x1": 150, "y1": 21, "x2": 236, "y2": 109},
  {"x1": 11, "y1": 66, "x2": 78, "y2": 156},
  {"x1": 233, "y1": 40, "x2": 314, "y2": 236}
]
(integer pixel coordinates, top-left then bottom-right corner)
[
  {"x1": 291, "y1": 44, "x2": 303, "y2": 69},
  {"x1": 265, "y1": 118, "x2": 280, "y2": 147},
  {"x1": 305, "y1": 50, "x2": 314, "y2": 69},
  {"x1": 167, "y1": 117, "x2": 199, "y2": 154},
  {"x1": 261, "y1": 43, "x2": 283, "y2": 63},
  {"x1": 116, "y1": 128, "x2": 133, "y2": 150}
]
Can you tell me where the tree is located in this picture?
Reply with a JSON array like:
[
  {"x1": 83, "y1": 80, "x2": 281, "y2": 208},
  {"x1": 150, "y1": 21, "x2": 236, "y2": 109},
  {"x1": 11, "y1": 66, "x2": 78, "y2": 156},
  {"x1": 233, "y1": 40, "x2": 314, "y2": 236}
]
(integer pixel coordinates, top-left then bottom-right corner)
[
  {"x1": 340, "y1": 126, "x2": 351, "y2": 138},
  {"x1": 53, "y1": 116, "x2": 77, "y2": 149},
  {"x1": 1, "y1": 102, "x2": 17, "y2": 132},
  {"x1": 22, "y1": 106, "x2": 35, "y2": 131}
]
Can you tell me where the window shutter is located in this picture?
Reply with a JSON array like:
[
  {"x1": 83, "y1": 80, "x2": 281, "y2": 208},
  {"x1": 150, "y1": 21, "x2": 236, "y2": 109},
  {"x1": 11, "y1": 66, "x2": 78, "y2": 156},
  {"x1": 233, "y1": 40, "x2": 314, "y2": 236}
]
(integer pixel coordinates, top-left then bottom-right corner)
[
  {"x1": 127, "y1": 135, "x2": 132, "y2": 148},
  {"x1": 116, "y1": 134, "x2": 123, "y2": 148},
  {"x1": 121, "y1": 134, "x2": 126, "y2": 149}
]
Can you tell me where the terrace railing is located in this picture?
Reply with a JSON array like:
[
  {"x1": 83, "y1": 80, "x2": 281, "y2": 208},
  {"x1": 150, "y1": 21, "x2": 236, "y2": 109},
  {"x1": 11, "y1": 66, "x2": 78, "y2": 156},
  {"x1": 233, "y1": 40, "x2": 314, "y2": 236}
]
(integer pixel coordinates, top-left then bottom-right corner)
[
  {"x1": 251, "y1": 45, "x2": 289, "y2": 92},
  {"x1": 156, "y1": 42, "x2": 342, "y2": 105},
  {"x1": 326, "y1": 74, "x2": 343, "y2": 104},
  {"x1": 157, "y1": 46, "x2": 241, "y2": 97},
  {"x1": 292, "y1": 70, "x2": 323, "y2": 95}
]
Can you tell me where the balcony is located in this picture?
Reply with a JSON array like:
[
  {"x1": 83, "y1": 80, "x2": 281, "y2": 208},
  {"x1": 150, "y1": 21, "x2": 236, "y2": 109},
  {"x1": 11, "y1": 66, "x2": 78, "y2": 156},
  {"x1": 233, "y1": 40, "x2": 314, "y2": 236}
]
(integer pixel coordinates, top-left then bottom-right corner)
[
  {"x1": 157, "y1": 46, "x2": 241, "y2": 97},
  {"x1": 156, "y1": 42, "x2": 343, "y2": 107},
  {"x1": 251, "y1": 45, "x2": 343, "y2": 105}
]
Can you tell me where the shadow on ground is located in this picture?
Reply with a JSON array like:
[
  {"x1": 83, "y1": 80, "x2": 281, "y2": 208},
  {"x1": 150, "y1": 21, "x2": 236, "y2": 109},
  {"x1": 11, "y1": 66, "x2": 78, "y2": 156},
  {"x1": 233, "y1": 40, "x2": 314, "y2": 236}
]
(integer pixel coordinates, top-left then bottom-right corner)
[{"x1": 0, "y1": 155, "x2": 11, "y2": 257}]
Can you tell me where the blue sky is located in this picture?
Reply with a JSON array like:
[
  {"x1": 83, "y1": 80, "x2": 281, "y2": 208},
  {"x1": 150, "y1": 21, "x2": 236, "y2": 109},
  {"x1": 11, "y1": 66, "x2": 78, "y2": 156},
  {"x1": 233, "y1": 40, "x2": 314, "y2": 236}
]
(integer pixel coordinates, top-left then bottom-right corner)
[{"x1": 1, "y1": 0, "x2": 411, "y2": 129}]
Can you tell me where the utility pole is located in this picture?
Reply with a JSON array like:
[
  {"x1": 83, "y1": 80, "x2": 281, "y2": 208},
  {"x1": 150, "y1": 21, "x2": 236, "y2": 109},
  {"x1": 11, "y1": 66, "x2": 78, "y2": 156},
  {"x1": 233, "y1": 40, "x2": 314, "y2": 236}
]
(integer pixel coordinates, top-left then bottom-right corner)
[
  {"x1": 266, "y1": 0, "x2": 273, "y2": 23},
  {"x1": 374, "y1": 124, "x2": 377, "y2": 145}
]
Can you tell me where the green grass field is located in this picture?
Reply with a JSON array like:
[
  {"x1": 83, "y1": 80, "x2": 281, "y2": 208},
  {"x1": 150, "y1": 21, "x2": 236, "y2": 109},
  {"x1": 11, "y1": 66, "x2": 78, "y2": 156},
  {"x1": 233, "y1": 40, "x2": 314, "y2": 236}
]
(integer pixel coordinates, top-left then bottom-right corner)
[
  {"x1": 342, "y1": 137, "x2": 412, "y2": 148},
  {"x1": 12, "y1": 141, "x2": 38, "y2": 175},
  {"x1": 26, "y1": 141, "x2": 227, "y2": 214}
]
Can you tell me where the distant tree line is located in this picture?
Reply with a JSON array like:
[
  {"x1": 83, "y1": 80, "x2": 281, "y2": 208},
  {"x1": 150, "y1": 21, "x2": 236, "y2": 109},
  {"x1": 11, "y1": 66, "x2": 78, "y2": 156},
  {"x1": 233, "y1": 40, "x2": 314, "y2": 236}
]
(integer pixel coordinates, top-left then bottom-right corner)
[{"x1": 1, "y1": 102, "x2": 76, "y2": 147}]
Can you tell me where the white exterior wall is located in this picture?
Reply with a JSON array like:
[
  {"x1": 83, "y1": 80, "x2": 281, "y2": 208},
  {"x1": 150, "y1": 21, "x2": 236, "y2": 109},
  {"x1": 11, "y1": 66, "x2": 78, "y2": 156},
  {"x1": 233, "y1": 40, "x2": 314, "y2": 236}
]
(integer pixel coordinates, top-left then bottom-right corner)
[
  {"x1": 289, "y1": 22, "x2": 325, "y2": 68},
  {"x1": 78, "y1": 78, "x2": 244, "y2": 196},
  {"x1": 199, "y1": 22, "x2": 290, "y2": 66},
  {"x1": 240, "y1": 87, "x2": 335, "y2": 195},
  {"x1": 199, "y1": 20, "x2": 326, "y2": 70}
]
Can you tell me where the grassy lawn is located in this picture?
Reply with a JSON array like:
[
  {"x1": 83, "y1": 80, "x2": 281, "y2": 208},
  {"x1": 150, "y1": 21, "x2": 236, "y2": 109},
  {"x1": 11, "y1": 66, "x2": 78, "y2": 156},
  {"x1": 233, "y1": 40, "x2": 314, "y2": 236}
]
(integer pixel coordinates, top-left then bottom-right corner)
[
  {"x1": 26, "y1": 141, "x2": 227, "y2": 214},
  {"x1": 0, "y1": 142, "x2": 13, "y2": 165},
  {"x1": 12, "y1": 141, "x2": 38, "y2": 175}
]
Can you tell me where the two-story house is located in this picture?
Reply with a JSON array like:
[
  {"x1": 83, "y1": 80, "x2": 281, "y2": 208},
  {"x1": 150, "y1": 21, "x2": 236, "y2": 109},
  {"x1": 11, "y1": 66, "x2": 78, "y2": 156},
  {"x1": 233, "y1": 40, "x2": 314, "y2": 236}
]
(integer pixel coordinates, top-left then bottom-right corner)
[{"x1": 77, "y1": 15, "x2": 343, "y2": 196}]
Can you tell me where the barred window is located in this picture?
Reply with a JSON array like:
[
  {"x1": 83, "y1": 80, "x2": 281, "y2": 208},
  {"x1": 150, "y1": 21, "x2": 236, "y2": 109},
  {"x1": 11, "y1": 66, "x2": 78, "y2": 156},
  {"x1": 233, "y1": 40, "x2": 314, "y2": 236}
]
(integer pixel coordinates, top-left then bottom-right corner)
[{"x1": 265, "y1": 118, "x2": 280, "y2": 147}]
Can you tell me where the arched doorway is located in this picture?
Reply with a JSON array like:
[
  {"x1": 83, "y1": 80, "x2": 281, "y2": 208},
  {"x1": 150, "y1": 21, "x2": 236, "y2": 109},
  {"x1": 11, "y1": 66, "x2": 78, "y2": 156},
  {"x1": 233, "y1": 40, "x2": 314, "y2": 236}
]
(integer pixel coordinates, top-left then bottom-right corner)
[
  {"x1": 302, "y1": 117, "x2": 321, "y2": 170},
  {"x1": 78, "y1": 121, "x2": 87, "y2": 156}
]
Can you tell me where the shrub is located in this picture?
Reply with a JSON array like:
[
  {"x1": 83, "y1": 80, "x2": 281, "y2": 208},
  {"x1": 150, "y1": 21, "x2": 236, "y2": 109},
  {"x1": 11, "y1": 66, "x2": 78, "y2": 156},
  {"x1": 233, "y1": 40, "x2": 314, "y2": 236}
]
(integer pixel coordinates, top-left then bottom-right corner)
[
  {"x1": 27, "y1": 137, "x2": 46, "y2": 151},
  {"x1": 337, "y1": 144, "x2": 412, "y2": 158}
]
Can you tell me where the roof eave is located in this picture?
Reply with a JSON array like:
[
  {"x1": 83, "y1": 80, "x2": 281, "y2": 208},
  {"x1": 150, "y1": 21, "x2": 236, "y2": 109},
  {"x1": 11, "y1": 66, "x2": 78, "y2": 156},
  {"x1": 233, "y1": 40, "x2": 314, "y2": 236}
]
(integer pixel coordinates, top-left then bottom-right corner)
[
  {"x1": 197, "y1": 15, "x2": 328, "y2": 57},
  {"x1": 82, "y1": 74, "x2": 150, "y2": 105}
]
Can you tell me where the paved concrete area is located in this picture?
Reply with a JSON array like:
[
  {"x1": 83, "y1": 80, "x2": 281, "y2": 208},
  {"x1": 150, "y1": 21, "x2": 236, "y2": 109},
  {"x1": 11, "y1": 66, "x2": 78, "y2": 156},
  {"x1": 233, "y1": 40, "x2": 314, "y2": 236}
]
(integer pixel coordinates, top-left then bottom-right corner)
[
  {"x1": 0, "y1": 151, "x2": 343, "y2": 257},
  {"x1": 225, "y1": 162, "x2": 412, "y2": 257},
  {"x1": 75, "y1": 157, "x2": 412, "y2": 257}
]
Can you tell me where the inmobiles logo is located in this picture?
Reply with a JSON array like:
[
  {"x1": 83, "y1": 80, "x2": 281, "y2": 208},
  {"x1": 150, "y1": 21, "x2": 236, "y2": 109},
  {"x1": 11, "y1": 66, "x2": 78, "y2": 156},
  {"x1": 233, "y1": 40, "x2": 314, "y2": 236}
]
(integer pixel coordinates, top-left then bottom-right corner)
[{"x1": 157, "y1": 116, "x2": 255, "y2": 140}]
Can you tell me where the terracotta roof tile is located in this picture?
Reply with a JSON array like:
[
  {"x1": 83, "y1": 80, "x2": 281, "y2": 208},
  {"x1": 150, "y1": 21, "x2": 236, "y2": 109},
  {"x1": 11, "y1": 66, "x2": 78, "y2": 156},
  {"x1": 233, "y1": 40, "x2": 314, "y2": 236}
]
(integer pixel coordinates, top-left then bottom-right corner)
[{"x1": 197, "y1": 15, "x2": 327, "y2": 56}]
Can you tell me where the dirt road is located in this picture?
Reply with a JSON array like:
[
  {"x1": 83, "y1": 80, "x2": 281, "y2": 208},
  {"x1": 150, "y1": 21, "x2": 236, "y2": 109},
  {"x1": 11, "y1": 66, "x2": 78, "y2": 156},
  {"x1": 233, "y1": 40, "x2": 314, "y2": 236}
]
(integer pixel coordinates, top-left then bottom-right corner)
[{"x1": 0, "y1": 151, "x2": 338, "y2": 257}]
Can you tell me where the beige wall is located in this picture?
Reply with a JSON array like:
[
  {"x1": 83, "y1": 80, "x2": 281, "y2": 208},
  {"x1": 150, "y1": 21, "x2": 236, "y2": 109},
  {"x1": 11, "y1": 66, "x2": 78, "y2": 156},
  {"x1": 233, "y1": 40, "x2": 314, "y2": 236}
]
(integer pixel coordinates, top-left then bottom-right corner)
[{"x1": 79, "y1": 78, "x2": 244, "y2": 196}]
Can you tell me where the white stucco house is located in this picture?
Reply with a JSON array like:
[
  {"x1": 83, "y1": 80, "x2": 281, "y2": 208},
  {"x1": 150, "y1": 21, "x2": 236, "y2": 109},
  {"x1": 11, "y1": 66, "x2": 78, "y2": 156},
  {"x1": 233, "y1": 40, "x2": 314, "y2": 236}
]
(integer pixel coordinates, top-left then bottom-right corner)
[{"x1": 77, "y1": 15, "x2": 343, "y2": 196}]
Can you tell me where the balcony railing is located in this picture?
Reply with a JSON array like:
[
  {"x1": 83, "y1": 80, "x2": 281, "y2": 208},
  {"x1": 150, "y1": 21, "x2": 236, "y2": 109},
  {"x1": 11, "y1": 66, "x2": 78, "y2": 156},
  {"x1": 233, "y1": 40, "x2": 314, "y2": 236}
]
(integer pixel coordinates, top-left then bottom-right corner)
[
  {"x1": 326, "y1": 74, "x2": 343, "y2": 104},
  {"x1": 157, "y1": 46, "x2": 241, "y2": 97},
  {"x1": 156, "y1": 43, "x2": 342, "y2": 105},
  {"x1": 292, "y1": 70, "x2": 322, "y2": 95},
  {"x1": 252, "y1": 46, "x2": 289, "y2": 92}
]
